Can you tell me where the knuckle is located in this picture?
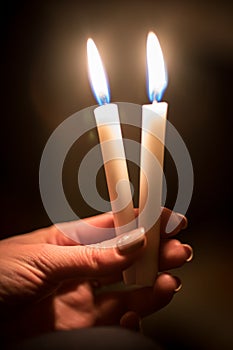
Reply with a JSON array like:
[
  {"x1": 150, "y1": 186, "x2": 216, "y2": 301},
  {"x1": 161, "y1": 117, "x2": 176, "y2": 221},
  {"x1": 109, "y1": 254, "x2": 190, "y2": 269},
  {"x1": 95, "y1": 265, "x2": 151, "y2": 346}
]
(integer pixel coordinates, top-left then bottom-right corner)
[{"x1": 85, "y1": 247, "x2": 102, "y2": 271}]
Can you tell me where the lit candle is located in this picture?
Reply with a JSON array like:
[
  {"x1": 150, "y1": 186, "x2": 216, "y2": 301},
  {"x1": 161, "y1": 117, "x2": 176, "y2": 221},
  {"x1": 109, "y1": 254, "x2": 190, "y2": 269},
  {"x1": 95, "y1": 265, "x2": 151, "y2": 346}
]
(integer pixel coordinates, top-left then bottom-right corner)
[
  {"x1": 87, "y1": 38, "x2": 136, "y2": 241},
  {"x1": 135, "y1": 31, "x2": 168, "y2": 286}
]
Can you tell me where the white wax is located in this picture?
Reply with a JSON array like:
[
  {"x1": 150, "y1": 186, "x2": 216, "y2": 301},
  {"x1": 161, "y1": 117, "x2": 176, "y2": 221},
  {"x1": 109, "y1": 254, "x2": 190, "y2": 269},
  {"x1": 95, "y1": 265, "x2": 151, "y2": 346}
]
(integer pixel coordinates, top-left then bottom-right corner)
[
  {"x1": 94, "y1": 103, "x2": 136, "y2": 238},
  {"x1": 136, "y1": 101, "x2": 168, "y2": 286}
]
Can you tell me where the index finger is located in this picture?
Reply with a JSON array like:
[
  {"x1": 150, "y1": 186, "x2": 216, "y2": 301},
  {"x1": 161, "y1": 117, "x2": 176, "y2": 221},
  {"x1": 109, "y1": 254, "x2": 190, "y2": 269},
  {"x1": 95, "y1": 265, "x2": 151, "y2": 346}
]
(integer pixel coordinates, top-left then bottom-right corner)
[{"x1": 50, "y1": 208, "x2": 187, "y2": 246}]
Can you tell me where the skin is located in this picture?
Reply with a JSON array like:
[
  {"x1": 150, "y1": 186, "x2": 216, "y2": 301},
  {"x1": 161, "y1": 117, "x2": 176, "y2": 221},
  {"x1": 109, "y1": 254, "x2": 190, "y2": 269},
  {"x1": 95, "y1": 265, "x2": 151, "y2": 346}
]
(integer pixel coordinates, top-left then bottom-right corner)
[{"x1": 0, "y1": 208, "x2": 192, "y2": 342}]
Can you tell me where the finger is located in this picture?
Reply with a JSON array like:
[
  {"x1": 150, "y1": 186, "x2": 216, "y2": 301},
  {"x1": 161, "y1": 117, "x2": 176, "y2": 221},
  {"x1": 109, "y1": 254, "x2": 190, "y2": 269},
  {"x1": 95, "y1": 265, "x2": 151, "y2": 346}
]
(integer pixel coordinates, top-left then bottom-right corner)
[
  {"x1": 39, "y1": 227, "x2": 146, "y2": 281},
  {"x1": 134, "y1": 207, "x2": 187, "y2": 236},
  {"x1": 126, "y1": 273, "x2": 181, "y2": 317},
  {"x1": 159, "y1": 239, "x2": 193, "y2": 271},
  {"x1": 45, "y1": 207, "x2": 187, "y2": 246},
  {"x1": 96, "y1": 273, "x2": 181, "y2": 324},
  {"x1": 95, "y1": 239, "x2": 193, "y2": 286},
  {"x1": 160, "y1": 207, "x2": 188, "y2": 237}
]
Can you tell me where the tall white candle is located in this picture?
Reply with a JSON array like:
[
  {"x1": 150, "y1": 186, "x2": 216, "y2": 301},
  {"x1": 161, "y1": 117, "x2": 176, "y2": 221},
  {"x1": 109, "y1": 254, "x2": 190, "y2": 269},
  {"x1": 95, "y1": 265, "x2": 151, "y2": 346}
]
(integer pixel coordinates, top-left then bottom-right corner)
[
  {"x1": 136, "y1": 32, "x2": 168, "y2": 286},
  {"x1": 87, "y1": 39, "x2": 137, "y2": 247}
]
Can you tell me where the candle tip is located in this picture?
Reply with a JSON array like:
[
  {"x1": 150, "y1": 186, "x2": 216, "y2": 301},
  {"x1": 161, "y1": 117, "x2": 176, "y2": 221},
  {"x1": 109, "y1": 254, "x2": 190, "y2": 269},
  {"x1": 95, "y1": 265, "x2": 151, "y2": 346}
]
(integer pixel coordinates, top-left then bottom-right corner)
[{"x1": 99, "y1": 94, "x2": 109, "y2": 105}]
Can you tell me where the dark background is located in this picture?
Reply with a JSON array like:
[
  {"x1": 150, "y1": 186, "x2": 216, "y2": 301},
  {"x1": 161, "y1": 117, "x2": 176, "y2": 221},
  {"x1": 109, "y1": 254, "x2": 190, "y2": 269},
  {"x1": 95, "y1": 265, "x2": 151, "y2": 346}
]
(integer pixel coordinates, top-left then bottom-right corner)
[{"x1": 1, "y1": 1, "x2": 233, "y2": 349}]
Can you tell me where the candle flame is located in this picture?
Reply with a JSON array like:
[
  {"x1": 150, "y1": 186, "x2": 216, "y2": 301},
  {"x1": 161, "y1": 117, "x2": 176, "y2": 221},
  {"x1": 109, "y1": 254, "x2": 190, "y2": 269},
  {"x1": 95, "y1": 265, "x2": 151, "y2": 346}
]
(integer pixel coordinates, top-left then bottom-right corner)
[
  {"x1": 87, "y1": 38, "x2": 110, "y2": 105},
  {"x1": 147, "y1": 32, "x2": 167, "y2": 102}
]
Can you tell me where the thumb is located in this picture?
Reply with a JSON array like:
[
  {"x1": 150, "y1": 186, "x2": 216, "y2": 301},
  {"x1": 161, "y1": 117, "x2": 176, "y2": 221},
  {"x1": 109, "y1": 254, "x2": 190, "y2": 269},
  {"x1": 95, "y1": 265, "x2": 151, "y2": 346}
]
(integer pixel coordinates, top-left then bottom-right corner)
[{"x1": 40, "y1": 227, "x2": 145, "y2": 281}]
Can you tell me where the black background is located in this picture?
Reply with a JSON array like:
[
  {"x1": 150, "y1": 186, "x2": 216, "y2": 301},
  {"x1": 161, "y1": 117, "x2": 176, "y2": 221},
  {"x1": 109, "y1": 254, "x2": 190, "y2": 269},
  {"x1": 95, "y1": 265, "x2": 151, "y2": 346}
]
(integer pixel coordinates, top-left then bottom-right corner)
[{"x1": 1, "y1": 1, "x2": 233, "y2": 349}]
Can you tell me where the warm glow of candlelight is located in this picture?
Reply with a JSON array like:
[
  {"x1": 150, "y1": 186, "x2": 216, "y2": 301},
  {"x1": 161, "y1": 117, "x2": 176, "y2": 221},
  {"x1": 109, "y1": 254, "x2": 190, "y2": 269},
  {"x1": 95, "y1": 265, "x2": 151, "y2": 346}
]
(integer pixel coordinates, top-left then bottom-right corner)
[
  {"x1": 87, "y1": 38, "x2": 110, "y2": 105},
  {"x1": 147, "y1": 32, "x2": 167, "y2": 102}
]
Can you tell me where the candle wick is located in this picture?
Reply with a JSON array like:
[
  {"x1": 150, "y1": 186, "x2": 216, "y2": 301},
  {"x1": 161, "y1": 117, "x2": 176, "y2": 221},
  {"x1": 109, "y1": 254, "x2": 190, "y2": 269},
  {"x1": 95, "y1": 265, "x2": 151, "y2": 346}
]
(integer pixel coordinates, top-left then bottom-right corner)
[
  {"x1": 151, "y1": 90, "x2": 159, "y2": 104},
  {"x1": 99, "y1": 94, "x2": 109, "y2": 105},
  {"x1": 152, "y1": 97, "x2": 158, "y2": 104}
]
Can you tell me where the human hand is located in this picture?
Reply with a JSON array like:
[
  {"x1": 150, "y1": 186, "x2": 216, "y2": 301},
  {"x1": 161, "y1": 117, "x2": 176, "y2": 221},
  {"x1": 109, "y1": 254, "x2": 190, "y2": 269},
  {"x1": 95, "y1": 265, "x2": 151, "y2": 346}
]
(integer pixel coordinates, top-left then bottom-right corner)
[{"x1": 0, "y1": 208, "x2": 192, "y2": 341}]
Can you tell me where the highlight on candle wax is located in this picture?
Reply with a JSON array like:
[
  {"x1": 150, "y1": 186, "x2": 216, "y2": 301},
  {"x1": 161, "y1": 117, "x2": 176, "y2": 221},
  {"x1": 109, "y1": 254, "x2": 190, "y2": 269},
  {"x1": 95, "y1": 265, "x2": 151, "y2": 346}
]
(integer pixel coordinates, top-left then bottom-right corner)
[
  {"x1": 146, "y1": 31, "x2": 168, "y2": 102},
  {"x1": 87, "y1": 38, "x2": 110, "y2": 105}
]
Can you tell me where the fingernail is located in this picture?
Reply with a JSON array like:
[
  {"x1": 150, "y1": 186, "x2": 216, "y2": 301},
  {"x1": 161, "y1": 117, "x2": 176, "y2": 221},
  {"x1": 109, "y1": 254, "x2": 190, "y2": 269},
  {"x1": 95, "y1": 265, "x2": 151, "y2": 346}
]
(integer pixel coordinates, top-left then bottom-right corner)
[
  {"x1": 117, "y1": 227, "x2": 145, "y2": 254},
  {"x1": 183, "y1": 244, "x2": 193, "y2": 262},
  {"x1": 179, "y1": 214, "x2": 188, "y2": 230},
  {"x1": 165, "y1": 212, "x2": 188, "y2": 234},
  {"x1": 173, "y1": 276, "x2": 182, "y2": 292}
]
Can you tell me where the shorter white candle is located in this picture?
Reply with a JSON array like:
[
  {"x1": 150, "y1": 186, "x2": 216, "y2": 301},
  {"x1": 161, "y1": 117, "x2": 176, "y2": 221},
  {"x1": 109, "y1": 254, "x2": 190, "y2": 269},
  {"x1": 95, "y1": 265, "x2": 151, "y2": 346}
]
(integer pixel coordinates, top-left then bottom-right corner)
[{"x1": 87, "y1": 38, "x2": 136, "y2": 240}]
